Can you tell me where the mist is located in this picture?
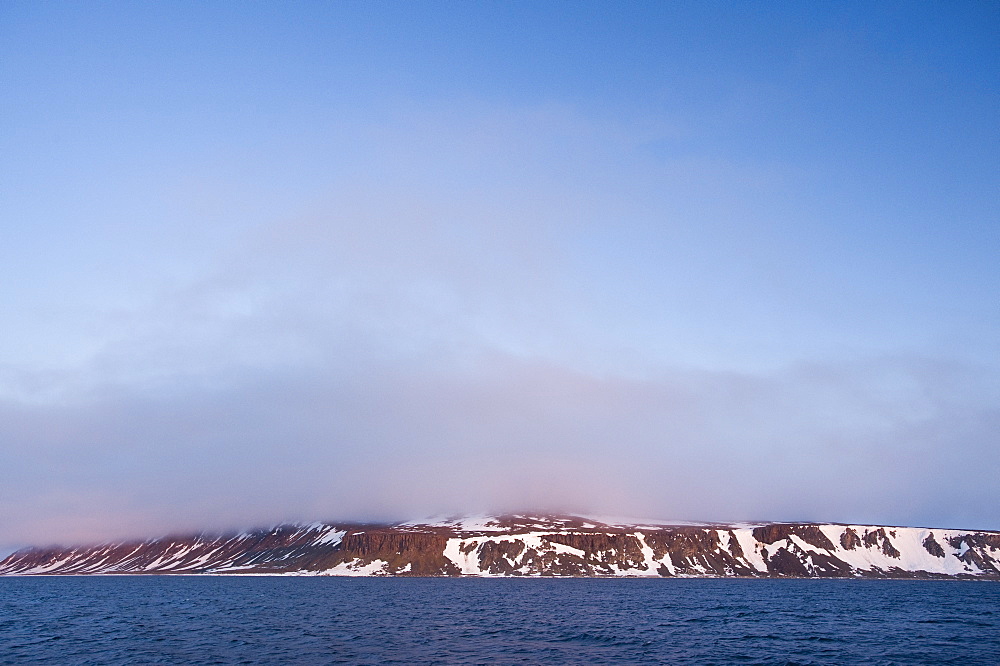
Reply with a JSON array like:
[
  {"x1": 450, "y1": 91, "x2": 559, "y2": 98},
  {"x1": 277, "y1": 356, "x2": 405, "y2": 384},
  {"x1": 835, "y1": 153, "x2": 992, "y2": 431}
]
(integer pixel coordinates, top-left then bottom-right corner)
[{"x1": 3, "y1": 349, "x2": 998, "y2": 551}]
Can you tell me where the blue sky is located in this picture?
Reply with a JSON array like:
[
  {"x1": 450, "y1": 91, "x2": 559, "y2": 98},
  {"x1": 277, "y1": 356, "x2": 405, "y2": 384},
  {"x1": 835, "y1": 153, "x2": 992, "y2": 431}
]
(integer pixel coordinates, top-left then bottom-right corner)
[{"x1": 1, "y1": 1, "x2": 998, "y2": 548}]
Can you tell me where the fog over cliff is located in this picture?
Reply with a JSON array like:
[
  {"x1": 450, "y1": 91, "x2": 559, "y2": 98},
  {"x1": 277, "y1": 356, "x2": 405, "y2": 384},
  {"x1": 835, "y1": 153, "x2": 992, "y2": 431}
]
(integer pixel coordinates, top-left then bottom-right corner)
[
  {"x1": 3, "y1": 343, "x2": 998, "y2": 549},
  {"x1": 2, "y1": 3, "x2": 998, "y2": 551}
]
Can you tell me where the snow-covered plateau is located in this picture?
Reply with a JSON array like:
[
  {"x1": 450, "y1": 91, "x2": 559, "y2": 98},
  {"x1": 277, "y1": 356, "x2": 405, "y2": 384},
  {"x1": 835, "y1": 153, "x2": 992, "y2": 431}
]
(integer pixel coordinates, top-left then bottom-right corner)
[{"x1": 2, "y1": 514, "x2": 998, "y2": 579}]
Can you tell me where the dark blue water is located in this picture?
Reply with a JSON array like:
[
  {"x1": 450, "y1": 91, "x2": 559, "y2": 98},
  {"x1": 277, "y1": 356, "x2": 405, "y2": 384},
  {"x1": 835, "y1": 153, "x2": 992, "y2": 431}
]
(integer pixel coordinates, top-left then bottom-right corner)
[{"x1": 1, "y1": 577, "x2": 998, "y2": 665}]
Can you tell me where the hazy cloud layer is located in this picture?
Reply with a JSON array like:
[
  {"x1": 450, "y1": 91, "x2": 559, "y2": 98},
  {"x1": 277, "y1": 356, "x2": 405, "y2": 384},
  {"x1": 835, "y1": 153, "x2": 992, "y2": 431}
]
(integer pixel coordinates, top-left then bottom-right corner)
[
  {"x1": 3, "y1": 351, "x2": 998, "y2": 550},
  {"x1": 2, "y1": 102, "x2": 997, "y2": 550}
]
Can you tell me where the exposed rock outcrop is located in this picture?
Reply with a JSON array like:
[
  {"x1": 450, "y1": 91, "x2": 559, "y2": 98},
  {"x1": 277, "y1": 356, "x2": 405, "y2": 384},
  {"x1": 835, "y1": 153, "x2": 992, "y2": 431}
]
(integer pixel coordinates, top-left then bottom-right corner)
[
  {"x1": 923, "y1": 533, "x2": 946, "y2": 558},
  {"x1": 2, "y1": 515, "x2": 998, "y2": 579}
]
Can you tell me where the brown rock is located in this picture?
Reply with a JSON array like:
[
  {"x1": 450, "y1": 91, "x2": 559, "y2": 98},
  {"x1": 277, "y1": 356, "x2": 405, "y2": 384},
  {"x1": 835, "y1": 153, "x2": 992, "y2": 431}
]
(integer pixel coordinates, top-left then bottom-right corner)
[
  {"x1": 922, "y1": 533, "x2": 946, "y2": 558},
  {"x1": 840, "y1": 528, "x2": 861, "y2": 550}
]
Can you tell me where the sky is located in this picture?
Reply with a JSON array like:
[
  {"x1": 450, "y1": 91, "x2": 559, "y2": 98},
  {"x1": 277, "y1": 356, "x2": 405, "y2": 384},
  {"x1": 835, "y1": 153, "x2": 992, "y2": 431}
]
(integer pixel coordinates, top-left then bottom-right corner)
[{"x1": 1, "y1": 1, "x2": 998, "y2": 551}]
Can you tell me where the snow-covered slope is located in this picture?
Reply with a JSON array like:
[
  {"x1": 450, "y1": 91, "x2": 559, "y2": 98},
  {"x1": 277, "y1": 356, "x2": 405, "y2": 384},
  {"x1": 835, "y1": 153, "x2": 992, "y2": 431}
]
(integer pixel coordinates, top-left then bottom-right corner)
[{"x1": 2, "y1": 515, "x2": 997, "y2": 578}]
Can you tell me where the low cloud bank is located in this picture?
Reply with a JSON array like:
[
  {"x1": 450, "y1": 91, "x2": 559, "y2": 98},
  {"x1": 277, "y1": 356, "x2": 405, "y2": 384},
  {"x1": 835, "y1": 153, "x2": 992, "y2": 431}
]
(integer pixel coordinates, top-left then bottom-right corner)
[{"x1": 2, "y1": 352, "x2": 997, "y2": 551}]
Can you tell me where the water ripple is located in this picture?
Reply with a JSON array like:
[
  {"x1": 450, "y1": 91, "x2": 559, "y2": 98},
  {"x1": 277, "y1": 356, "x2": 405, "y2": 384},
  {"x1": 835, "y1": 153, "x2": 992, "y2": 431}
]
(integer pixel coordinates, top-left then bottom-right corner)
[{"x1": 0, "y1": 577, "x2": 998, "y2": 665}]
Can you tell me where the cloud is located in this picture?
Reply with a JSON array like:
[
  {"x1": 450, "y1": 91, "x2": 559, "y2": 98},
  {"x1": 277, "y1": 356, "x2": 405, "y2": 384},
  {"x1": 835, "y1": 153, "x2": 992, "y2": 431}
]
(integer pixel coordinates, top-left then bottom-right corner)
[
  {"x1": 2, "y1": 101, "x2": 997, "y2": 550},
  {"x1": 2, "y1": 350, "x2": 997, "y2": 550}
]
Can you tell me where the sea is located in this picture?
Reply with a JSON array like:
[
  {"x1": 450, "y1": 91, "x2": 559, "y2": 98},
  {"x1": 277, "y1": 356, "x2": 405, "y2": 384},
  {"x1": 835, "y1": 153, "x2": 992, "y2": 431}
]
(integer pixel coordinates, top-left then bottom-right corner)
[{"x1": 1, "y1": 577, "x2": 998, "y2": 665}]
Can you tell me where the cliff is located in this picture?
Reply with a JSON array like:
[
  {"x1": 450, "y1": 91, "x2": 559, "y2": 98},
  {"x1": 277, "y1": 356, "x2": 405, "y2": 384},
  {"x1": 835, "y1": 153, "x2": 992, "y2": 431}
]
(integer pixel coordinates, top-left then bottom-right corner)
[{"x1": 2, "y1": 515, "x2": 998, "y2": 579}]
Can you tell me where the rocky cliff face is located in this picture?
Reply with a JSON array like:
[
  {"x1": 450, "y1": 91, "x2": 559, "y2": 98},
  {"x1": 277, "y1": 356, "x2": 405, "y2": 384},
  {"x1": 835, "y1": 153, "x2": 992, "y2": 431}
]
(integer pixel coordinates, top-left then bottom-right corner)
[{"x1": 2, "y1": 515, "x2": 998, "y2": 579}]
